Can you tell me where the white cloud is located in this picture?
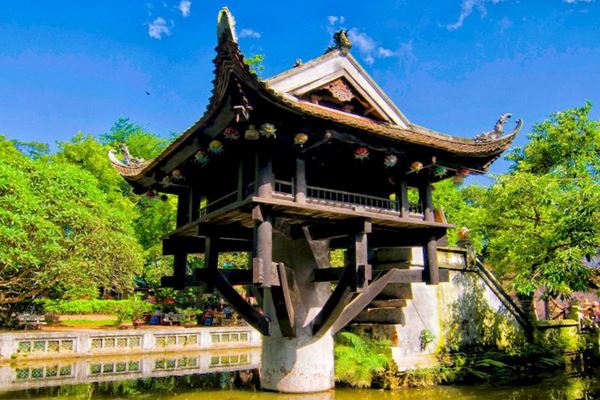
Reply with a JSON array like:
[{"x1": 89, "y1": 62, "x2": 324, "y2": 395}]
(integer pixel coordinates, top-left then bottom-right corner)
[
  {"x1": 327, "y1": 15, "x2": 345, "y2": 25},
  {"x1": 147, "y1": 17, "x2": 171, "y2": 39},
  {"x1": 348, "y1": 28, "x2": 400, "y2": 65},
  {"x1": 239, "y1": 28, "x2": 261, "y2": 39},
  {"x1": 563, "y1": 0, "x2": 594, "y2": 3},
  {"x1": 377, "y1": 47, "x2": 395, "y2": 58},
  {"x1": 447, "y1": 0, "x2": 505, "y2": 30},
  {"x1": 178, "y1": 0, "x2": 191, "y2": 17}
]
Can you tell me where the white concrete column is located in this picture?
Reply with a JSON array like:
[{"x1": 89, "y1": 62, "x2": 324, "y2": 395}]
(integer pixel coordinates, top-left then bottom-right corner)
[{"x1": 259, "y1": 232, "x2": 335, "y2": 393}]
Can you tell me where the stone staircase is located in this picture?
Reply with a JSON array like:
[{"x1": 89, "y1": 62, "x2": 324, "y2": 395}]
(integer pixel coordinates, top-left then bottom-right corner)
[{"x1": 353, "y1": 247, "x2": 416, "y2": 324}]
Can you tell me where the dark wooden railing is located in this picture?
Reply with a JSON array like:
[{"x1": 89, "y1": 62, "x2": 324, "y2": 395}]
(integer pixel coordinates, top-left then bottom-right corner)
[
  {"x1": 198, "y1": 179, "x2": 424, "y2": 220},
  {"x1": 274, "y1": 179, "x2": 294, "y2": 195},
  {"x1": 198, "y1": 190, "x2": 238, "y2": 218},
  {"x1": 306, "y1": 185, "x2": 396, "y2": 211}
]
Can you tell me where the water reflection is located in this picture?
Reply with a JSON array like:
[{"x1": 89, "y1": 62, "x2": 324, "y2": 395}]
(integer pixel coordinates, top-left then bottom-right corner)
[
  {"x1": 0, "y1": 347, "x2": 259, "y2": 393},
  {"x1": 0, "y1": 350, "x2": 598, "y2": 400}
]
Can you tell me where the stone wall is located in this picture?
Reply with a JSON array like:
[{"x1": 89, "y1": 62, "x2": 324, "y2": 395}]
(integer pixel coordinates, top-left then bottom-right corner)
[
  {"x1": 0, "y1": 326, "x2": 261, "y2": 361},
  {"x1": 353, "y1": 247, "x2": 527, "y2": 370}
]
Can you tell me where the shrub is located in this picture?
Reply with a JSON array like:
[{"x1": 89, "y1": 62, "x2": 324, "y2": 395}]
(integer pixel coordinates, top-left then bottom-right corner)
[
  {"x1": 334, "y1": 331, "x2": 392, "y2": 388},
  {"x1": 35, "y1": 299, "x2": 152, "y2": 319}
]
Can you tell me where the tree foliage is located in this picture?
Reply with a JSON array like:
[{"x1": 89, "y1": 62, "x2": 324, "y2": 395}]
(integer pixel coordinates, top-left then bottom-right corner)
[
  {"x1": 0, "y1": 136, "x2": 144, "y2": 303},
  {"x1": 473, "y1": 103, "x2": 600, "y2": 297}
]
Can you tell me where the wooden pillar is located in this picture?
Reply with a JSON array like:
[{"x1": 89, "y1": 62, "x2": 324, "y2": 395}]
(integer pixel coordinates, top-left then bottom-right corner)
[
  {"x1": 173, "y1": 253, "x2": 187, "y2": 290},
  {"x1": 346, "y1": 220, "x2": 372, "y2": 292},
  {"x1": 190, "y1": 188, "x2": 202, "y2": 221},
  {"x1": 295, "y1": 157, "x2": 307, "y2": 203},
  {"x1": 398, "y1": 179, "x2": 410, "y2": 218},
  {"x1": 173, "y1": 189, "x2": 191, "y2": 289},
  {"x1": 419, "y1": 181, "x2": 434, "y2": 222},
  {"x1": 203, "y1": 235, "x2": 219, "y2": 293},
  {"x1": 423, "y1": 236, "x2": 439, "y2": 285},
  {"x1": 253, "y1": 206, "x2": 273, "y2": 287},
  {"x1": 176, "y1": 189, "x2": 191, "y2": 227},
  {"x1": 237, "y1": 157, "x2": 245, "y2": 201},
  {"x1": 255, "y1": 152, "x2": 274, "y2": 198}
]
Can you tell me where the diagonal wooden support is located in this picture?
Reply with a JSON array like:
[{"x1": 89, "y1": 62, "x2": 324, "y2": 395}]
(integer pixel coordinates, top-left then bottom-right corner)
[
  {"x1": 311, "y1": 264, "x2": 360, "y2": 337},
  {"x1": 271, "y1": 263, "x2": 296, "y2": 338},
  {"x1": 330, "y1": 269, "x2": 398, "y2": 335},
  {"x1": 213, "y1": 270, "x2": 270, "y2": 336}
]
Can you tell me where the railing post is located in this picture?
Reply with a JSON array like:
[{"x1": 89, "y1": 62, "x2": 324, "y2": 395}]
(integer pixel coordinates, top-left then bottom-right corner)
[
  {"x1": 419, "y1": 181, "x2": 434, "y2": 222},
  {"x1": 237, "y1": 157, "x2": 245, "y2": 201},
  {"x1": 255, "y1": 152, "x2": 274, "y2": 198},
  {"x1": 398, "y1": 179, "x2": 410, "y2": 218},
  {"x1": 423, "y1": 236, "x2": 439, "y2": 285},
  {"x1": 295, "y1": 157, "x2": 307, "y2": 204}
]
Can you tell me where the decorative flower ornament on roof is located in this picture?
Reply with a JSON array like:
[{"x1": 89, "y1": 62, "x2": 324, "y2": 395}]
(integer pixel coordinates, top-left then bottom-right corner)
[
  {"x1": 194, "y1": 149, "x2": 209, "y2": 166},
  {"x1": 223, "y1": 126, "x2": 240, "y2": 141},
  {"x1": 294, "y1": 133, "x2": 309, "y2": 147},
  {"x1": 259, "y1": 123, "x2": 277, "y2": 138},
  {"x1": 410, "y1": 161, "x2": 424, "y2": 171},
  {"x1": 354, "y1": 147, "x2": 369, "y2": 161},
  {"x1": 384, "y1": 154, "x2": 398, "y2": 168},
  {"x1": 208, "y1": 140, "x2": 224, "y2": 154}
]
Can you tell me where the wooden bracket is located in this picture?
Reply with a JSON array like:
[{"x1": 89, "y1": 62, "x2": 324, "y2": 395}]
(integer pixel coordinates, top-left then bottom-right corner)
[
  {"x1": 271, "y1": 263, "x2": 296, "y2": 338},
  {"x1": 213, "y1": 270, "x2": 269, "y2": 336}
]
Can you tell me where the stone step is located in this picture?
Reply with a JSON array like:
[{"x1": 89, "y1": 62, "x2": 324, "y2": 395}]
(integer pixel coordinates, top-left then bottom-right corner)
[
  {"x1": 378, "y1": 283, "x2": 413, "y2": 300},
  {"x1": 353, "y1": 307, "x2": 404, "y2": 324},
  {"x1": 370, "y1": 247, "x2": 412, "y2": 264},
  {"x1": 368, "y1": 299, "x2": 407, "y2": 308}
]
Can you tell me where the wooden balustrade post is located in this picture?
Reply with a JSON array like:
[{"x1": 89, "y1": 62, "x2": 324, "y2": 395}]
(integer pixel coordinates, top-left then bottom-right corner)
[
  {"x1": 419, "y1": 181, "x2": 434, "y2": 222},
  {"x1": 295, "y1": 157, "x2": 307, "y2": 203},
  {"x1": 255, "y1": 152, "x2": 274, "y2": 198},
  {"x1": 398, "y1": 179, "x2": 410, "y2": 218}
]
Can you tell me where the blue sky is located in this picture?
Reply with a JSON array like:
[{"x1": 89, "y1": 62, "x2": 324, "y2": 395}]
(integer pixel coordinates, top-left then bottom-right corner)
[{"x1": 1, "y1": 0, "x2": 599, "y2": 177}]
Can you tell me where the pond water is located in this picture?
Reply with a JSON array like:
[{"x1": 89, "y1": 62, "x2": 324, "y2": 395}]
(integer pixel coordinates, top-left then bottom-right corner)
[{"x1": 0, "y1": 349, "x2": 598, "y2": 400}]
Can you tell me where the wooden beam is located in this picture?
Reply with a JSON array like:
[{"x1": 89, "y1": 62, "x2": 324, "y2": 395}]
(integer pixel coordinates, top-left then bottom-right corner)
[
  {"x1": 399, "y1": 179, "x2": 410, "y2": 219},
  {"x1": 295, "y1": 157, "x2": 306, "y2": 204},
  {"x1": 330, "y1": 269, "x2": 397, "y2": 334},
  {"x1": 307, "y1": 219, "x2": 372, "y2": 241},
  {"x1": 253, "y1": 206, "x2": 273, "y2": 286},
  {"x1": 172, "y1": 253, "x2": 187, "y2": 290},
  {"x1": 315, "y1": 267, "x2": 448, "y2": 284},
  {"x1": 347, "y1": 225, "x2": 371, "y2": 293},
  {"x1": 176, "y1": 189, "x2": 191, "y2": 227},
  {"x1": 162, "y1": 269, "x2": 254, "y2": 287},
  {"x1": 312, "y1": 264, "x2": 358, "y2": 337},
  {"x1": 213, "y1": 270, "x2": 270, "y2": 336},
  {"x1": 419, "y1": 181, "x2": 434, "y2": 222},
  {"x1": 271, "y1": 263, "x2": 296, "y2": 338},
  {"x1": 424, "y1": 236, "x2": 440, "y2": 285},
  {"x1": 255, "y1": 152, "x2": 274, "y2": 198},
  {"x1": 203, "y1": 236, "x2": 219, "y2": 293},
  {"x1": 163, "y1": 237, "x2": 252, "y2": 255},
  {"x1": 190, "y1": 189, "x2": 202, "y2": 221}
]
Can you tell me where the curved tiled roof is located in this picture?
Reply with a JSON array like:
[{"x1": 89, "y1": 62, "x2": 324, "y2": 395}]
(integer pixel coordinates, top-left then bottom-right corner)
[{"x1": 111, "y1": 7, "x2": 520, "y2": 181}]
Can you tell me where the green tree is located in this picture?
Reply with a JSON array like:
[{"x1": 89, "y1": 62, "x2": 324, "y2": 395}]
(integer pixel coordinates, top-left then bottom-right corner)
[
  {"x1": 101, "y1": 117, "x2": 168, "y2": 160},
  {"x1": 476, "y1": 103, "x2": 600, "y2": 297},
  {"x1": 244, "y1": 54, "x2": 265, "y2": 76},
  {"x1": 0, "y1": 136, "x2": 144, "y2": 304}
]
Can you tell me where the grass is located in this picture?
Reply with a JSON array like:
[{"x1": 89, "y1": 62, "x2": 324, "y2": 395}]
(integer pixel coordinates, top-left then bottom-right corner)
[{"x1": 50, "y1": 319, "x2": 117, "y2": 329}]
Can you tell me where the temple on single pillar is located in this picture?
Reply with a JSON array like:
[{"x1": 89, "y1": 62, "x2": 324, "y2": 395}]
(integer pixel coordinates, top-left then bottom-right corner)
[{"x1": 110, "y1": 7, "x2": 521, "y2": 393}]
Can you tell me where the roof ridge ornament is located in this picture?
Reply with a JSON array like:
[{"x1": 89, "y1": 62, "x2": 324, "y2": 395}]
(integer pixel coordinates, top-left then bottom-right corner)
[
  {"x1": 475, "y1": 113, "x2": 522, "y2": 142},
  {"x1": 325, "y1": 29, "x2": 352, "y2": 55},
  {"x1": 108, "y1": 143, "x2": 145, "y2": 168},
  {"x1": 217, "y1": 6, "x2": 237, "y2": 44}
]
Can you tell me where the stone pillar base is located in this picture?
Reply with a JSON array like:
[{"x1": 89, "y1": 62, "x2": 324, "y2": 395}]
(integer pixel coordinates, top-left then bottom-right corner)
[{"x1": 260, "y1": 333, "x2": 334, "y2": 393}]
